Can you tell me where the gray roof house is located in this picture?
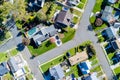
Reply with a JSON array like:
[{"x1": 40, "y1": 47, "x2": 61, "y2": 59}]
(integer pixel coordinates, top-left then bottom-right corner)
[
  {"x1": 55, "y1": 10, "x2": 73, "y2": 27},
  {"x1": 101, "y1": 6, "x2": 114, "y2": 23},
  {"x1": 49, "y1": 64, "x2": 65, "y2": 80},
  {"x1": 33, "y1": 25, "x2": 57, "y2": 46},
  {"x1": 8, "y1": 57, "x2": 19, "y2": 73},
  {"x1": 104, "y1": 27, "x2": 115, "y2": 40},
  {"x1": 0, "y1": 62, "x2": 9, "y2": 76}
]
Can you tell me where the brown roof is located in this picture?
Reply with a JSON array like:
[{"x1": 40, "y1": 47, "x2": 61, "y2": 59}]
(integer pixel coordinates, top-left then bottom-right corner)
[
  {"x1": 55, "y1": 10, "x2": 73, "y2": 26},
  {"x1": 115, "y1": 40, "x2": 120, "y2": 49},
  {"x1": 68, "y1": 51, "x2": 88, "y2": 66}
]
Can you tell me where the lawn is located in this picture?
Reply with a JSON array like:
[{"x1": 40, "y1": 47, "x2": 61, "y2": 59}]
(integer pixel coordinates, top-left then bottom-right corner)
[
  {"x1": 0, "y1": 31, "x2": 12, "y2": 45},
  {"x1": 80, "y1": 0, "x2": 87, "y2": 4},
  {"x1": 2, "y1": 73, "x2": 13, "y2": 80},
  {"x1": 26, "y1": 73, "x2": 34, "y2": 80},
  {"x1": 113, "y1": 1, "x2": 120, "y2": 8},
  {"x1": 10, "y1": 48, "x2": 19, "y2": 56},
  {"x1": 28, "y1": 40, "x2": 56, "y2": 56},
  {"x1": 70, "y1": 8, "x2": 82, "y2": 16},
  {"x1": 92, "y1": 0, "x2": 103, "y2": 13},
  {"x1": 93, "y1": 23, "x2": 107, "y2": 32},
  {"x1": 77, "y1": 3, "x2": 84, "y2": 9},
  {"x1": 107, "y1": 53, "x2": 114, "y2": 64},
  {"x1": 114, "y1": 66, "x2": 120, "y2": 79},
  {"x1": 90, "y1": 65, "x2": 101, "y2": 72},
  {"x1": 0, "y1": 52, "x2": 9, "y2": 63},
  {"x1": 61, "y1": 27, "x2": 75, "y2": 43},
  {"x1": 65, "y1": 64, "x2": 79, "y2": 78},
  {"x1": 72, "y1": 16, "x2": 79, "y2": 24},
  {"x1": 40, "y1": 54, "x2": 65, "y2": 73}
]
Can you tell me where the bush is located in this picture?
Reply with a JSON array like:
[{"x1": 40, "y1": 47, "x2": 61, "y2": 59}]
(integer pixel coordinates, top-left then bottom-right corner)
[{"x1": 98, "y1": 36, "x2": 104, "y2": 42}]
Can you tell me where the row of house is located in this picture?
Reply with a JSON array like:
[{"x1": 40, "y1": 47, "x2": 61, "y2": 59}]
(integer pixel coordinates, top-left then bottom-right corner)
[
  {"x1": 48, "y1": 51, "x2": 99, "y2": 80},
  {"x1": 0, "y1": 54, "x2": 27, "y2": 80}
]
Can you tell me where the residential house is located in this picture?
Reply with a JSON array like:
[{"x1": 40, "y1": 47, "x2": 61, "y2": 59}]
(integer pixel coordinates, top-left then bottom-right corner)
[
  {"x1": 68, "y1": 51, "x2": 88, "y2": 66},
  {"x1": 32, "y1": 25, "x2": 58, "y2": 46},
  {"x1": 81, "y1": 72, "x2": 98, "y2": 80},
  {"x1": 101, "y1": 6, "x2": 115, "y2": 23},
  {"x1": 28, "y1": 0, "x2": 45, "y2": 11},
  {"x1": 55, "y1": 10, "x2": 73, "y2": 28},
  {"x1": 0, "y1": 62, "x2": 9, "y2": 76},
  {"x1": 7, "y1": 57, "x2": 26, "y2": 79},
  {"x1": 78, "y1": 60, "x2": 91, "y2": 75},
  {"x1": 103, "y1": 27, "x2": 116, "y2": 40},
  {"x1": 110, "y1": 39, "x2": 120, "y2": 50},
  {"x1": 49, "y1": 64, "x2": 65, "y2": 80}
]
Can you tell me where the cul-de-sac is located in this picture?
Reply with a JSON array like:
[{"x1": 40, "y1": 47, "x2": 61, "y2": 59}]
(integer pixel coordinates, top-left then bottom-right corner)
[{"x1": 0, "y1": 0, "x2": 120, "y2": 80}]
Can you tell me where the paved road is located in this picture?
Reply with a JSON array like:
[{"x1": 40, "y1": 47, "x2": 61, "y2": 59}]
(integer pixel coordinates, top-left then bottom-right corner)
[{"x1": 0, "y1": 25, "x2": 22, "y2": 52}]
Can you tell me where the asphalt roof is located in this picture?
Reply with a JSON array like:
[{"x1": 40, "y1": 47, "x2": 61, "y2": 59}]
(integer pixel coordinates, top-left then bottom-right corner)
[
  {"x1": 0, "y1": 62, "x2": 9, "y2": 76},
  {"x1": 49, "y1": 64, "x2": 65, "y2": 80},
  {"x1": 8, "y1": 58, "x2": 19, "y2": 73}
]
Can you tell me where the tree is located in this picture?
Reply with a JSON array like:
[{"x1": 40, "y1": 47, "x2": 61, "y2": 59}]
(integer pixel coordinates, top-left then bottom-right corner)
[
  {"x1": 22, "y1": 38, "x2": 30, "y2": 46},
  {"x1": 0, "y1": 0, "x2": 4, "y2": 5},
  {"x1": 95, "y1": 18, "x2": 103, "y2": 26}
]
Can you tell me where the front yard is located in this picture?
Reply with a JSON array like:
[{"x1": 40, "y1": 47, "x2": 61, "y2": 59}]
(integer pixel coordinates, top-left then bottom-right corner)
[
  {"x1": 114, "y1": 67, "x2": 120, "y2": 80},
  {"x1": 28, "y1": 40, "x2": 56, "y2": 56}
]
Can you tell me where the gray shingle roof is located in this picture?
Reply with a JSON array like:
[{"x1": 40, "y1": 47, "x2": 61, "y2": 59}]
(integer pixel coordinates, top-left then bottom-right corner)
[
  {"x1": 8, "y1": 58, "x2": 19, "y2": 73},
  {"x1": 0, "y1": 62, "x2": 9, "y2": 76}
]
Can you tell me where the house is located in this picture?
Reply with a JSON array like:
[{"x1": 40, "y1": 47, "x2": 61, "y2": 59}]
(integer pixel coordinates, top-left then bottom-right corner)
[
  {"x1": 81, "y1": 72, "x2": 98, "y2": 80},
  {"x1": 78, "y1": 60, "x2": 91, "y2": 75},
  {"x1": 0, "y1": 62, "x2": 9, "y2": 76},
  {"x1": 7, "y1": 57, "x2": 26, "y2": 79},
  {"x1": 28, "y1": 0, "x2": 45, "y2": 11},
  {"x1": 113, "y1": 22, "x2": 120, "y2": 28},
  {"x1": 68, "y1": 51, "x2": 88, "y2": 66},
  {"x1": 115, "y1": 51, "x2": 120, "y2": 61},
  {"x1": 101, "y1": 6, "x2": 114, "y2": 23},
  {"x1": 49, "y1": 64, "x2": 65, "y2": 80},
  {"x1": 103, "y1": 27, "x2": 116, "y2": 40},
  {"x1": 110, "y1": 39, "x2": 120, "y2": 50},
  {"x1": 32, "y1": 25, "x2": 57, "y2": 46},
  {"x1": 55, "y1": 10, "x2": 73, "y2": 27},
  {"x1": 8, "y1": 57, "x2": 19, "y2": 73}
]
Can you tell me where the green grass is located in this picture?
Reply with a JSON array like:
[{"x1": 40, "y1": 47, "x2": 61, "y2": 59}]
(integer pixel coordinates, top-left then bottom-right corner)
[
  {"x1": 113, "y1": 1, "x2": 120, "y2": 8},
  {"x1": 24, "y1": 66, "x2": 29, "y2": 73},
  {"x1": 80, "y1": 0, "x2": 87, "y2": 4},
  {"x1": 0, "y1": 31, "x2": 12, "y2": 44},
  {"x1": 61, "y1": 27, "x2": 75, "y2": 43},
  {"x1": 92, "y1": 0, "x2": 103, "y2": 13},
  {"x1": 114, "y1": 66, "x2": 120, "y2": 79},
  {"x1": 72, "y1": 16, "x2": 79, "y2": 24},
  {"x1": 93, "y1": 23, "x2": 107, "y2": 32},
  {"x1": 26, "y1": 73, "x2": 33, "y2": 80},
  {"x1": 0, "y1": 52, "x2": 9, "y2": 63},
  {"x1": 77, "y1": 3, "x2": 84, "y2": 9},
  {"x1": 71, "y1": 8, "x2": 82, "y2": 16},
  {"x1": 65, "y1": 64, "x2": 79, "y2": 78},
  {"x1": 3, "y1": 73, "x2": 13, "y2": 80},
  {"x1": 28, "y1": 40, "x2": 56, "y2": 56},
  {"x1": 10, "y1": 48, "x2": 19, "y2": 56},
  {"x1": 90, "y1": 65, "x2": 101, "y2": 72},
  {"x1": 56, "y1": 5, "x2": 62, "y2": 10},
  {"x1": 40, "y1": 54, "x2": 65, "y2": 73}
]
